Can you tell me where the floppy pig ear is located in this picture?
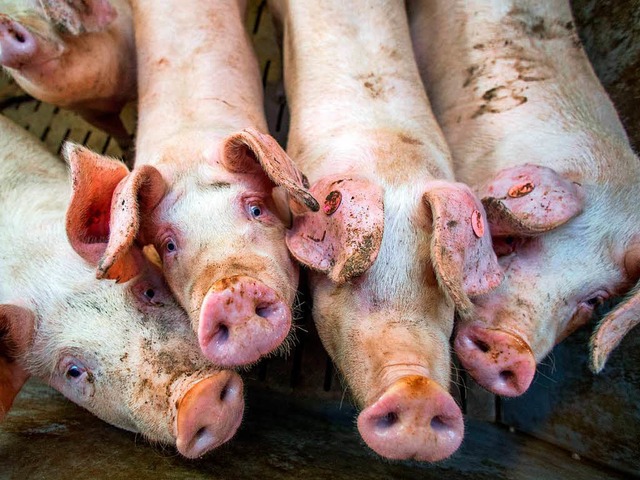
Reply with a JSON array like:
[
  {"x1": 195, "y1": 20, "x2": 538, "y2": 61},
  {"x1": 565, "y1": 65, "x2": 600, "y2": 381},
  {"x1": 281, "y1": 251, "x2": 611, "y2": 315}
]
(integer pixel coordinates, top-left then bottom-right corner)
[
  {"x1": 424, "y1": 181, "x2": 503, "y2": 317},
  {"x1": 40, "y1": 0, "x2": 117, "y2": 35},
  {"x1": 221, "y1": 127, "x2": 319, "y2": 212},
  {"x1": 480, "y1": 164, "x2": 584, "y2": 236},
  {"x1": 590, "y1": 245, "x2": 640, "y2": 373},
  {"x1": 65, "y1": 143, "x2": 128, "y2": 264},
  {"x1": 65, "y1": 144, "x2": 166, "y2": 283},
  {"x1": 286, "y1": 175, "x2": 384, "y2": 283},
  {"x1": 590, "y1": 283, "x2": 640, "y2": 374},
  {"x1": 0, "y1": 304, "x2": 35, "y2": 421},
  {"x1": 97, "y1": 164, "x2": 167, "y2": 283}
]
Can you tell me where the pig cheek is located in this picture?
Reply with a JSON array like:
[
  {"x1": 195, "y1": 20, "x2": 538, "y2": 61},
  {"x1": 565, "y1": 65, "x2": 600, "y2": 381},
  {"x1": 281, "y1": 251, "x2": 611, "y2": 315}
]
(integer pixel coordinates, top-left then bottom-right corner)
[{"x1": 556, "y1": 307, "x2": 592, "y2": 345}]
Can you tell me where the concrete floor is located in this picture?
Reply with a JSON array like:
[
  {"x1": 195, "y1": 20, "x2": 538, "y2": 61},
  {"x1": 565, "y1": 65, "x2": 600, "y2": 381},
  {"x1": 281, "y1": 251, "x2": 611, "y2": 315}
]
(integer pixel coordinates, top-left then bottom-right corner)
[{"x1": 0, "y1": 380, "x2": 629, "y2": 480}]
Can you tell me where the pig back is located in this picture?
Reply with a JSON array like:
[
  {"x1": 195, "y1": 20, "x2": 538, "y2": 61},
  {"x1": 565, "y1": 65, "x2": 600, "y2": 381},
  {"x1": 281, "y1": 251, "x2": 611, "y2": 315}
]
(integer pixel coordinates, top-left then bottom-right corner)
[{"x1": 0, "y1": 115, "x2": 70, "y2": 219}]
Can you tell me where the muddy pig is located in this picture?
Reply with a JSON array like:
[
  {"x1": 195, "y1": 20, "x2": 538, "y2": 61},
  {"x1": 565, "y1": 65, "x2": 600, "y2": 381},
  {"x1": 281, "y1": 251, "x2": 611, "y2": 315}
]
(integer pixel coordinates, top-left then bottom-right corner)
[
  {"x1": 410, "y1": 0, "x2": 640, "y2": 396},
  {"x1": 269, "y1": 0, "x2": 502, "y2": 461},
  {"x1": 65, "y1": 0, "x2": 319, "y2": 368},
  {"x1": 0, "y1": 115, "x2": 244, "y2": 458},
  {"x1": 0, "y1": 0, "x2": 136, "y2": 153}
]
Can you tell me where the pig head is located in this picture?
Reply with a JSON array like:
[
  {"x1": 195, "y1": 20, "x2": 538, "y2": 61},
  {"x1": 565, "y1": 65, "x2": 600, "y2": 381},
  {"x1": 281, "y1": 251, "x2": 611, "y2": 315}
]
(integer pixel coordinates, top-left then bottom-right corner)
[
  {"x1": 64, "y1": 130, "x2": 318, "y2": 368},
  {"x1": 0, "y1": 130, "x2": 244, "y2": 458},
  {"x1": 287, "y1": 174, "x2": 501, "y2": 461},
  {"x1": 455, "y1": 162, "x2": 640, "y2": 396},
  {"x1": 0, "y1": 0, "x2": 136, "y2": 151}
]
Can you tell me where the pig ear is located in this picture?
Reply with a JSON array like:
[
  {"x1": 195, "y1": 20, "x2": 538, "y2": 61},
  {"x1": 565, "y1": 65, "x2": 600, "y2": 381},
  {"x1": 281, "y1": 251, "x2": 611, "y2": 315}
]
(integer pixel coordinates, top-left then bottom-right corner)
[
  {"x1": 286, "y1": 175, "x2": 384, "y2": 283},
  {"x1": 65, "y1": 144, "x2": 165, "y2": 282},
  {"x1": 590, "y1": 283, "x2": 640, "y2": 373},
  {"x1": 97, "y1": 164, "x2": 167, "y2": 283},
  {"x1": 40, "y1": 0, "x2": 117, "y2": 35},
  {"x1": 590, "y1": 245, "x2": 640, "y2": 373},
  {"x1": 65, "y1": 143, "x2": 129, "y2": 264},
  {"x1": 424, "y1": 181, "x2": 503, "y2": 316},
  {"x1": 480, "y1": 164, "x2": 584, "y2": 236},
  {"x1": 221, "y1": 128, "x2": 319, "y2": 212},
  {"x1": 0, "y1": 304, "x2": 35, "y2": 421}
]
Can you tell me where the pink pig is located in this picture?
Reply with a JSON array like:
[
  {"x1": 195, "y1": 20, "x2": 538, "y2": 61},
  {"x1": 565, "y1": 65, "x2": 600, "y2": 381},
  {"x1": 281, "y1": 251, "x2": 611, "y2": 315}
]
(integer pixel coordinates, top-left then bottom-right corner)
[
  {"x1": 269, "y1": 0, "x2": 502, "y2": 461},
  {"x1": 0, "y1": 115, "x2": 244, "y2": 459},
  {"x1": 0, "y1": 0, "x2": 136, "y2": 152},
  {"x1": 410, "y1": 0, "x2": 640, "y2": 396},
  {"x1": 65, "y1": 0, "x2": 319, "y2": 368}
]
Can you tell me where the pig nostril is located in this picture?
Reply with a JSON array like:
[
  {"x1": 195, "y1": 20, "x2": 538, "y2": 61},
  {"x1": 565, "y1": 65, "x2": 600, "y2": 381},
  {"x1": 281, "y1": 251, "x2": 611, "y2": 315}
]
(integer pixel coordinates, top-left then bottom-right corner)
[
  {"x1": 375, "y1": 411, "x2": 399, "y2": 431},
  {"x1": 214, "y1": 324, "x2": 230, "y2": 343},
  {"x1": 473, "y1": 338, "x2": 490, "y2": 353},
  {"x1": 430, "y1": 415, "x2": 450, "y2": 433},
  {"x1": 219, "y1": 384, "x2": 229, "y2": 402},
  {"x1": 194, "y1": 426, "x2": 207, "y2": 442},
  {"x1": 255, "y1": 304, "x2": 271, "y2": 319},
  {"x1": 500, "y1": 370, "x2": 515, "y2": 382}
]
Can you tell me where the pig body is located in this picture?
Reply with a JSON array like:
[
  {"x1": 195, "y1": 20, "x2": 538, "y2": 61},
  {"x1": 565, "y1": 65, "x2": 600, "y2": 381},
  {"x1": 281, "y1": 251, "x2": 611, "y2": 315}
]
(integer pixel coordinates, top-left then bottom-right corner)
[
  {"x1": 0, "y1": 115, "x2": 244, "y2": 459},
  {"x1": 66, "y1": 0, "x2": 319, "y2": 368},
  {"x1": 0, "y1": 0, "x2": 136, "y2": 153},
  {"x1": 270, "y1": 0, "x2": 502, "y2": 461},
  {"x1": 410, "y1": 0, "x2": 640, "y2": 396}
]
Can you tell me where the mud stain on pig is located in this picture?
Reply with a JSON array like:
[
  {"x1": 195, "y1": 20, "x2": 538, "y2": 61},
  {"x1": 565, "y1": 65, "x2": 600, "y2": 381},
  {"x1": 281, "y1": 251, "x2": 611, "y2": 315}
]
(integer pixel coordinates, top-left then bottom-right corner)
[
  {"x1": 472, "y1": 86, "x2": 528, "y2": 119},
  {"x1": 507, "y1": 7, "x2": 581, "y2": 42},
  {"x1": 358, "y1": 73, "x2": 386, "y2": 99}
]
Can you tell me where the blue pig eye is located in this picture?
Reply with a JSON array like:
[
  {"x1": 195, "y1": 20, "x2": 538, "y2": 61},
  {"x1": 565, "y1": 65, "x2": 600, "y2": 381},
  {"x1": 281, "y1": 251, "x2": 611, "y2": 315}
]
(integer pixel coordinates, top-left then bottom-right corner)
[{"x1": 249, "y1": 205, "x2": 262, "y2": 218}]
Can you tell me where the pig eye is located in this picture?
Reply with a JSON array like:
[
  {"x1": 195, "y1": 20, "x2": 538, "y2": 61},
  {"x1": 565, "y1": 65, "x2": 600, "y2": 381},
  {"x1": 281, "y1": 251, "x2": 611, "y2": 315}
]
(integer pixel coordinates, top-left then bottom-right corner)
[
  {"x1": 249, "y1": 204, "x2": 263, "y2": 218},
  {"x1": 63, "y1": 360, "x2": 88, "y2": 382},
  {"x1": 66, "y1": 365, "x2": 83, "y2": 379},
  {"x1": 163, "y1": 238, "x2": 177, "y2": 254},
  {"x1": 493, "y1": 236, "x2": 527, "y2": 257},
  {"x1": 144, "y1": 288, "x2": 155, "y2": 300},
  {"x1": 580, "y1": 291, "x2": 609, "y2": 312}
]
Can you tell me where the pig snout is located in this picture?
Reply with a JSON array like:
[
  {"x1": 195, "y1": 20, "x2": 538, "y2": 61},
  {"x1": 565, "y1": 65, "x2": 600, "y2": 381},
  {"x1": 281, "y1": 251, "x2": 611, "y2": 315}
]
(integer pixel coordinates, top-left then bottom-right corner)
[
  {"x1": 357, "y1": 376, "x2": 464, "y2": 462},
  {"x1": 0, "y1": 17, "x2": 36, "y2": 68},
  {"x1": 454, "y1": 324, "x2": 536, "y2": 397},
  {"x1": 175, "y1": 371, "x2": 244, "y2": 459},
  {"x1": 198, "y1": 275, "x2": 291, "y2": 366}
]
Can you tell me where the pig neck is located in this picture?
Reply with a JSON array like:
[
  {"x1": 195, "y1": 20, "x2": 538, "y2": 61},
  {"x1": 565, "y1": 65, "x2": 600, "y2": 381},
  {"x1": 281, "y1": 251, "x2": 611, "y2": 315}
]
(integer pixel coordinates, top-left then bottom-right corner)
[
  {"x1": 131, "y1": 0, "x2": 267, "y2": 168},
  {"x1": 281, "y1": 1, "x2": 454, "y2": 186},
  {"x1": 414, "y1": 0, "x2": 640, "y2": 186},
  {"x1": 0, "y1": 122, "x2": 91, "y2": 319}
]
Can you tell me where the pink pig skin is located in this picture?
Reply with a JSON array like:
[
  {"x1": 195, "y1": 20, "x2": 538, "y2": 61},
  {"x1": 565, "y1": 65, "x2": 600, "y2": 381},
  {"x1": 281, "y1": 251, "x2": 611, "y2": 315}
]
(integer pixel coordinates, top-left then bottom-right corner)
[
  {"x1": 64, "y1": 0, "x2": 318, "y2": 368},
  {"x1": 0, "y1": 116, "x2": 243, "y2": 458},
  {"x1": 0, "y1": 0, "x2": 136, "y2": 154},
  {"x1": 410, "y1": 0, "x2": 640, "y2": 393},
  {"x1": 270, "y1": 0, "x2": 502, "y2": 462}
]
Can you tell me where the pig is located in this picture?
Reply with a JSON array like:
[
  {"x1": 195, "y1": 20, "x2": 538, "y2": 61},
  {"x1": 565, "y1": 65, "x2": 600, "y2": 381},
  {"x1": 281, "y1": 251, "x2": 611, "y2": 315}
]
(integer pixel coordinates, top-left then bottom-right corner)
[
  {"x1": 0, "y1": 0, "x2": 136, "y2": 154},
  {"x1": 409, "y1": 0, "x2": 640, "y2": 397},
  {"x1": 64, "y1": 0, "x2": 319, "y2": 368},
  {"x1": 268, "y1": 0, "x2": 503, "y2": 461},
  {"x1": 0, "y1": 115, "x2": 244, "y2": 459}
]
